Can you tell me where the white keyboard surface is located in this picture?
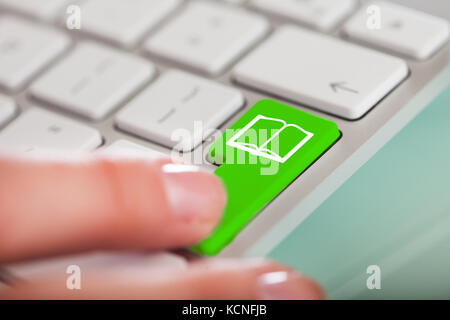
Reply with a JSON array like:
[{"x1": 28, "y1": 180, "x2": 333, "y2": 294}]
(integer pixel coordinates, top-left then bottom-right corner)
[
  {"x1": 30, "y1": 42, "x2": 155, "y2": 120},
  {"x1": 0, "y1": 108, "x2": 102, "y2": 152},
  {"x1": 234, "y1": 26, "x2": 409, "y2": 119},
  {"x1": 0, "y1": 93, "x2": 15, "y2": 127},
  {"x1": 0, "y1": 0, "x2": 448, "y2": 255},
  {"x1": 0, "y1": 0, "x2": 447, "y2": 155},
  {"x1": 116, "y1": 70, "x2": 244, "y2": 151},
  {"x1": 251, "y1": 0, "x2": 357, "y2": 31},
  {"x1": 0, "y1": 15, "x2": 69, "y2": 91},
  {"x1": 79, "y1": 0, "x2": 182, "y2": 48},
  {"x1": 0, "y1": 0, "x2": 72, "y2": 21},
  {"x1": 145, "y1": 1, "x2": 269, "y2": 75},
  {"x1": 344, "y1": 1, "x2": 449, "y2": 60}
]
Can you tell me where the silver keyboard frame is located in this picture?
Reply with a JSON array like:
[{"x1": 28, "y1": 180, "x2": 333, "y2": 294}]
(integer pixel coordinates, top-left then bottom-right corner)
[{"x1": 0, "y1": 0, "x2": 449, "y2": 258}]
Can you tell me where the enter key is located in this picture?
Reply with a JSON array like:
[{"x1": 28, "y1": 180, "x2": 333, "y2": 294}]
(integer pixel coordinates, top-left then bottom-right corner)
[{"x1": 192, "y1": 99, "x2": 340, "y2": 255}]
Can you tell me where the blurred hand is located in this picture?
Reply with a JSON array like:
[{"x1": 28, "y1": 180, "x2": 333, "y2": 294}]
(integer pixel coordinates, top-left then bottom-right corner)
[{"x1": 0, "y1": 155, "x2": 323, "y2": 299}]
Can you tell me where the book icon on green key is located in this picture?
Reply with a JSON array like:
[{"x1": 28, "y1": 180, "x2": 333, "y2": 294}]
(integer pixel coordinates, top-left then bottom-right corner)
[
  {"x1": 191, "y1": 100, "x2": 340, "y2": 256},
  {"x1": 227, "y1": 114, "x2": 315, "y2": 163}
]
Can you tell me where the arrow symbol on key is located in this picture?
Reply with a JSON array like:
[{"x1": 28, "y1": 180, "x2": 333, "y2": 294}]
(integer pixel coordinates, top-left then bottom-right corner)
[{"x1": 330, "y1": 82, "x2": 359, "y2": 94}]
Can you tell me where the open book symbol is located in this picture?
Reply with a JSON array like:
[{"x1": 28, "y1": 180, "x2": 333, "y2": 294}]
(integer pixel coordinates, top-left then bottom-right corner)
[{"x1": 227, "y1": 115, "x2": 314, "y2": 163}]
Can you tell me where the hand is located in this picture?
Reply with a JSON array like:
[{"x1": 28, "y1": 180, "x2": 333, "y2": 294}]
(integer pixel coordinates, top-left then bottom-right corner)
[{"x1": 0, "y1": 154, "x2": 323, "y2": 299}]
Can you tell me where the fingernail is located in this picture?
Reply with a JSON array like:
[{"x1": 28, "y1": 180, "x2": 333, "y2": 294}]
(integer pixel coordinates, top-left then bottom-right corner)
[
  {"x1": 257, "y1": 271, "x2": 324, "y2": 300},
  {"x1": 161, "y1": 164, "x2": 226, "y2": 222}
]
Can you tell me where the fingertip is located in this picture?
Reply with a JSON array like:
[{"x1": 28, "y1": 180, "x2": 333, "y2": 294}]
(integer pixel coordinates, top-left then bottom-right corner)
[
  {"x1": 161, "y1": 164, "x2": 226, "y2": 237},
  {"x1": 186, "y1": 258, "x2": 324, "y2": 300},
  {"x1": 254, "y1": 260, "x2": 326, "y2": 300},
  {"x1": 257, "y1": 271, "x2": 325, "y2": 300}
]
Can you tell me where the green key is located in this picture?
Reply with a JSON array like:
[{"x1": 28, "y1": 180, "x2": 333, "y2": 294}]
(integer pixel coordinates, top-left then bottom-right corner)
[{"x1": 191, "y1": 99, "x2": 340, "y2": 256}]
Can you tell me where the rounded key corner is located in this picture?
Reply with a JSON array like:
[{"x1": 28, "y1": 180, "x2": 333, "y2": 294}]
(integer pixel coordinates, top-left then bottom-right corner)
[
  {"x1": 190, "y1": 241, "x2": 223, "y2": 257},
  {"x1": 207, "y1": 149, "x2": 224, "y2": 167}
]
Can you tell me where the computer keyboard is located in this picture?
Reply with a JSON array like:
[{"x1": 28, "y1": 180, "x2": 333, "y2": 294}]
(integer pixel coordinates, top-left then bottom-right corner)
[{"x1": 0, "y1": 0, "x2": 448, "y2": 256}]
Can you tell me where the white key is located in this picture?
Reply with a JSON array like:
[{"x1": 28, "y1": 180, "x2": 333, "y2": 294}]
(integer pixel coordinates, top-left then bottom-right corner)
[
  {"x1": 251, "y1": 0, "x2": 356, "y2": 31},
  {"x1": 343, "y1": 1, "x2": 450, "y2": 60},
  {"x1": 221, "y1": 0, "x2": 247, "y2": 4},
  {"x1": 30, "y1": 43, "x2": 155, "y2": 120},
  {"x1": 0, "y1": 94, "x2": 16, "y2": 127},
  {"x1": 79, "y1": 0, "x2": 181, "y2": 48},
  {"x1": 0, "y1": 0, "x2": 71, "y2": 21},
  {"x1": 0, "y1": 108, "x2": 102, "y2": 152},
  {"x1": 145, "y1": 1, "x2": 268, "y2": 76},
  {"x1": 234, "y1": 26, "x2": 408, "y2": 120},
  {"x1": 116, "y1": 70, "x2": 244, "y2": 151},
  {"x1": 105, "y1": 140, "x2": 166, "y2": 159},
  {"x1": 0, "y1": 16, "x2": 70, "y2": 92}
]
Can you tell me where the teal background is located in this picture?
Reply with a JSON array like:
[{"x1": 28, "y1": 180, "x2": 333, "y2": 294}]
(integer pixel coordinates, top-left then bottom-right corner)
[{"x1": 269, "y1": 80, "x2": 450, "y2": 299}]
